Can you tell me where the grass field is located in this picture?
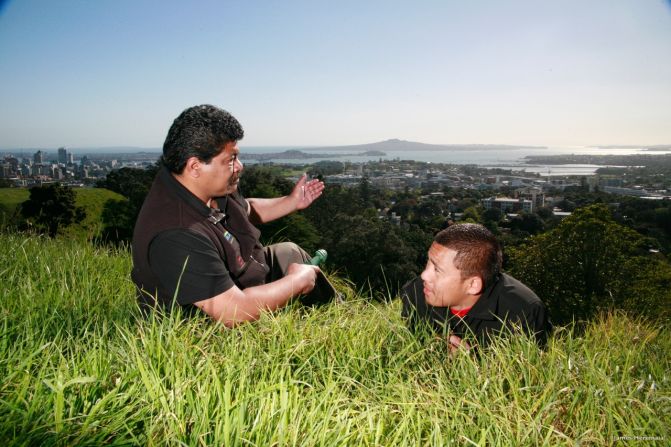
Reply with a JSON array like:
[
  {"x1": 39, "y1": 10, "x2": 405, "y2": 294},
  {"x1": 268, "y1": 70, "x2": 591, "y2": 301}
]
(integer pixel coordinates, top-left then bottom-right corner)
[
  {"x1": 0, "y1": 187, "x2": 124, "y2": 238},
  {"x1": 0, "y1": 233, "x2": 669, "y2": 446},
  {"x1": 0, "y1": 188, "x2": 28, "y2": 221}
]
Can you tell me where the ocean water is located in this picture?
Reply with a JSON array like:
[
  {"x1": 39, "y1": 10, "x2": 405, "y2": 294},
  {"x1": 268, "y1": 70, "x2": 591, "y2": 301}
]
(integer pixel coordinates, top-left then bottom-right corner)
[{"x1": 240, "y1": 146, "x2": 670, "y2": 176}]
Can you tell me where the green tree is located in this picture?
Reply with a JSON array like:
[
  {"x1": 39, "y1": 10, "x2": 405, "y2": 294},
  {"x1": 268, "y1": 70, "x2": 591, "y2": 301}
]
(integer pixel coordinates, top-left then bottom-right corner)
[
  {"x1": 507, "y1": 204, "x2": 669, "y2": 324},
  {"x1": 357, "y1": 177, "x2": 373, "y2": 209},
  {"x1": 509, "y1": 212, "x2": 544, "y2": 236},
  {"x1": 258, "y1": 213, "x2": 320, "y2": 254},
  {"x1": 613, "y1": 256, "x2": 671, "y2": 323},
  {"x1": 481, "y1": 207, "x2": 503, "y2": 234},
  {"x1": 655, "y1": 207, "x2": 671, "y2": 235},
  {"x1": 96, "y1": 165, "x2": 159, "y2": 243},
  {"x1": 308, "y1": 161, "x2": 344, "y2": 177},
  {"x1": 239, "y1": 166, "x2": 320, "y2": 252},
  {"x1": 97, "y1": 165, "x2": 159, "y2": 201},
  {"x1": 20, "y1": 184, "x2": 86, "y2": 237},
  {"x1": 535, "y1": 206, "x2": 554, "y2": 220},
  {"x1": 304, "y1": 185, "x2": 366, "y2": 229},
  {"x1": 482, "y1": 207, "x2": 503, "y2": 224},
  {"x1": 390, "y1": 198, "x2": 417, "y2": 220},
  {"x1": 98, "y1": 198, "x2": 137, "y2": 243},
  {"x1": 325, "y1": 214, "x2": 418, "y2": 299},
  {"x1": 461, "y1": 205, "x2": 482, "y2": 223}
]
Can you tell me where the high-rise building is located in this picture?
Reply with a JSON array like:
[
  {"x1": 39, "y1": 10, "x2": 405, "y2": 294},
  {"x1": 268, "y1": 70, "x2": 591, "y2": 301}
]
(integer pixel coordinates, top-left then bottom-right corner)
[
  {"x1": 0, "y1": 163, "x2": 10, "y2": 179},
  {"x1": 33, "y1": 150, "x2": 44, "y2": 164},
  {"x1": 52, "y1": 165, "x2": 64, "y2": 180},
  {"x1": 58, "y1": 147, "x2": 67, "y2": 164},
  {"x1": 67, "y1": 153, "x2": 74, "y2": 164},
  {"x1": 516, "y1": 187, "x2": 545, "y2": 209}
]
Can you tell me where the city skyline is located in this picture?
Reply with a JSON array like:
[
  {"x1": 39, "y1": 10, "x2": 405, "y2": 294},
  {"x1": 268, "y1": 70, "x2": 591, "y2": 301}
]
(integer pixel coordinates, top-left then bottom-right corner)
[{"x1": 1, "y1": 0, "x2": 670, "y2": 149}]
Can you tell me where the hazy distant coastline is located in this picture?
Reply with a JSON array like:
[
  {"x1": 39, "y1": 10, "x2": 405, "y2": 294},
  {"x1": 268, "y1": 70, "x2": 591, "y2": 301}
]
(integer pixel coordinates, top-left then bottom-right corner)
[
  {"x1": 1, "y1": 139, "x2": 544, "y2": 154},
  {"x1": 525, "y1": 153, "x2": 671, "y2": 166},
  {"x1": 300, "y1": 139, "x2": 545, "y2": 152},
  {"x1": 8, "y1": 139, "x2": 671, "y2": 156},
  {"x1": 4, "y1": 140, "x2": 670, "y2": 171},
  {"x1": 592, "y1": 145, "x2": 671, "y2": 151}
]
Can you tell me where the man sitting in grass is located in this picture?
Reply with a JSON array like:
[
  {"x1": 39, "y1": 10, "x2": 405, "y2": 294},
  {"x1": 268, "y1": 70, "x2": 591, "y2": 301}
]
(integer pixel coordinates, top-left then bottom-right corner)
[
  {"x1": 401, "y1": 223, "x2": 551, "y2": 353},
  {"x1": 132, "y1": 104, "x2": 335, "y2": 326}
]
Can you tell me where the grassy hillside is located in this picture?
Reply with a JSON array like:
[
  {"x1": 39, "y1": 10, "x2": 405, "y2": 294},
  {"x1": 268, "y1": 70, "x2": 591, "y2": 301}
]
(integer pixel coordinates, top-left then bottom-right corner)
[
  {"x1": 0, "y1": 233, "x2": 669, "y2": 445},
  {"x1": 0, "y1": 188, "x2": 28, "y2": 223},
  {"x1": 0, "y1": 187, "x2": 125, "y2": 238}
]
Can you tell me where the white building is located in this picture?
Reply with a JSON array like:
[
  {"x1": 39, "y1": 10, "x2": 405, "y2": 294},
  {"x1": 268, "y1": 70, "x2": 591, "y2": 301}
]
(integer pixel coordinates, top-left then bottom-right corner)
[{"x1": 481, "y1": 196, "x2": 533, "y2": 213}]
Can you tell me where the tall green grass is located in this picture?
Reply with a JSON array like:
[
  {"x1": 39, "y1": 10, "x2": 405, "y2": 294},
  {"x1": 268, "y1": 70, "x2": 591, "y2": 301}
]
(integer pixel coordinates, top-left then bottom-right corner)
[{"x1": 0, "y1": 233, "x2": 669, "y2": 445}]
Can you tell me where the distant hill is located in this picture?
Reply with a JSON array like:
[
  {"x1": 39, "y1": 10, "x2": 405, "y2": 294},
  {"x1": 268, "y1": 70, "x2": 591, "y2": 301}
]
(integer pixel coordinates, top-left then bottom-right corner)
[
  {"x1": 240, "y1": 149, "x2": 386, "y2": 161},
  {"x1": 300, "y1": 139, "x2": 545, "y2": 152}
]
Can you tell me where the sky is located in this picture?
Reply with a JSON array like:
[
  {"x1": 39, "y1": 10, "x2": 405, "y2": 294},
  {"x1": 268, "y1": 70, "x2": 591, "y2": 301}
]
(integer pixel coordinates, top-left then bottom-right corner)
[{"x1": 1, "y1": 0, "x2": 670, "y2": 149}]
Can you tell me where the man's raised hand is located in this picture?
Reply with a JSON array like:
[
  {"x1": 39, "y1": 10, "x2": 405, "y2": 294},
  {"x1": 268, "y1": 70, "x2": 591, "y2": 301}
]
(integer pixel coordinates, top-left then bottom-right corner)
[{"x1": 291, "y1": 173, "x2": 325, "y2": 211}]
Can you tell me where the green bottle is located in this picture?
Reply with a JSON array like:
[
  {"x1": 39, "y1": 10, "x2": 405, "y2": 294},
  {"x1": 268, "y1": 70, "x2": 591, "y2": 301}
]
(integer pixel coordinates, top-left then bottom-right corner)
[{"x1": 308, "y1": 249, "x2": 328, "y2": 266}]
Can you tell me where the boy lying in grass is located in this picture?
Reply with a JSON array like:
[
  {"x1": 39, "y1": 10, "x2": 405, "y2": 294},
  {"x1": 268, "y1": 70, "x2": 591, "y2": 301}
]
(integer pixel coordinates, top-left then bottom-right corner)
[{"x1": 401, "y1": 223, "x2": 552, "y2": 353}]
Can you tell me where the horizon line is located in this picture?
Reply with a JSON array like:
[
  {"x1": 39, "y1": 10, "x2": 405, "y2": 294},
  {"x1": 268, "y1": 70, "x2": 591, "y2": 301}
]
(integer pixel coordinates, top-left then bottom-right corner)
[{"x1": 2, "y1": 139, "x2": 670, "y2": 153}]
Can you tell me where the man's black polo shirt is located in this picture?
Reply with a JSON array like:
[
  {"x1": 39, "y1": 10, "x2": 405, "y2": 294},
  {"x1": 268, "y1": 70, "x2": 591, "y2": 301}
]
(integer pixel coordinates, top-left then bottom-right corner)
[
  {"x1": 131, "y1": 167, "x2": 268, "y2": 312},
  {"x1": 401, "y1": 273, "x2": 551, "y2": 346}
]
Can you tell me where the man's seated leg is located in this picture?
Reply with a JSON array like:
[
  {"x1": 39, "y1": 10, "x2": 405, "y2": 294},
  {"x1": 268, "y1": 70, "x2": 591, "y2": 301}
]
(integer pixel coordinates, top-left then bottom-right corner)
[
  {"x1": 264, "y1": 242, "x2": 338, "y2": 305},
  {"x1": 265, "y1": 242, "x2": 310, "y2": 280}
]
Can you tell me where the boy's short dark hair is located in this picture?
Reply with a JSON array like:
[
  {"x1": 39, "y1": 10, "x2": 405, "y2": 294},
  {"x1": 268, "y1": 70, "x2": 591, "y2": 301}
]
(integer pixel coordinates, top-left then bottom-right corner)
[{"x1": 434, "y1": 223, "x2": 502, "y2": 288}]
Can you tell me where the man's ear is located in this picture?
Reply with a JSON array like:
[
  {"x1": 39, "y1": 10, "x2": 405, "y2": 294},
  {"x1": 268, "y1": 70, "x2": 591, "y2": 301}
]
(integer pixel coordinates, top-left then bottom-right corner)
[
  {"x1": 465, "y1": 276, "x2": 483, "y2": 296},
  {"x1": 184, "y1": 157, "x2": 202, "y2": 178}
]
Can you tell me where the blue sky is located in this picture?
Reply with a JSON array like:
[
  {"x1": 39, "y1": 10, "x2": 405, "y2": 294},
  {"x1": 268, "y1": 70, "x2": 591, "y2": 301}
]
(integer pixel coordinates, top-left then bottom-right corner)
[{"x1": 1, "y1": 0, "x2": 670, "y2": 148}]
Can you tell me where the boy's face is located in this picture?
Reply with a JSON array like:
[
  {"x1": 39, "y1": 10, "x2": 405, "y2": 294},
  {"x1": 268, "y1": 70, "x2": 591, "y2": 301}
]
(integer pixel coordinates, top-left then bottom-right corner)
[{"x1": 420, "y1": 243, "x2": 472, "y2": 308}]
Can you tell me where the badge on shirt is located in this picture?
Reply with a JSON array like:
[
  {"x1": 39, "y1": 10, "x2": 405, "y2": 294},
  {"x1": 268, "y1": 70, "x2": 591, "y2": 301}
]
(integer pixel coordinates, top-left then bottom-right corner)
[
  {"x1": 223, "y1": 230, "x2": 234, "y2": 243},
  {"x1": 208, "y1": 211, "x2": 226, "y2": 225}
]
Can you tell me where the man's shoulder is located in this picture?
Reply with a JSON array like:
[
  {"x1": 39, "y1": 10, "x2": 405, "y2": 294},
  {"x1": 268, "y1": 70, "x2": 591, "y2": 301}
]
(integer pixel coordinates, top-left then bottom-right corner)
[
  {"x1": 133, "y1": 194, "x2": 189, "y2": 239},
  {"x1": 496, "y1": 273, "x2": 544, "y2": 309},
  {"x1": 133, "y1": 190, "x2": 212, "y2": 252},
  {"x1": 136, "y1": 172, "x2": 180, "y2": 219},
  {"x1": 152, "y1": 227, "x2": 214, "y2": 246}
]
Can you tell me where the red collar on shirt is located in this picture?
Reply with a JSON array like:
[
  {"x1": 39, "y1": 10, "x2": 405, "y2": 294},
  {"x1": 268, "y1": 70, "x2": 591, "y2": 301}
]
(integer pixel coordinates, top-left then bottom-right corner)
[{"x1": 450, "y1": 306, "x2": 472, "y2": 318}]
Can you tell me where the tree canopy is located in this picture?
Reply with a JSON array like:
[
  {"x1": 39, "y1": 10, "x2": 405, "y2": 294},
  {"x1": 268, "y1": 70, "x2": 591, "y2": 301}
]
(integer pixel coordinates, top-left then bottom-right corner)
[
  {"x1": 507, "y1": 204, "x2": 670, "y2": 324},
  {"x1": 20, "y1": 183, "x2": 86, "y2": 237}
]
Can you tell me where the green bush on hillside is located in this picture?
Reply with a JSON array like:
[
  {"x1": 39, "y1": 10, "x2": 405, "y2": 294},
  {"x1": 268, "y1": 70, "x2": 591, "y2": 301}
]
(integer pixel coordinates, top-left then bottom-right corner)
[
  {"x1": 508, "y1": 204, "x2": 671, "y2": 325},
  {"x1": 0, "y1": 187, "x2": 125, "y2": 239},
  {"x1": 19, "y1": 183, "x2": 86, "y2": 237}
]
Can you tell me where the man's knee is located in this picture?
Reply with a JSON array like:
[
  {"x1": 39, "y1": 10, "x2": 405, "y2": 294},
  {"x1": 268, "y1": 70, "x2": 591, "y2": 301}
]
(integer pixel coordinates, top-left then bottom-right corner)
[
  {"x1": 279, "y1": 241, "x2": 301, "y2": 254},
  {"x1": 270, "y1": 242, "x2": 307, "y2": 262},
  {"x1": 265, "y1": 242, "x2": 310, "y2": 280}
]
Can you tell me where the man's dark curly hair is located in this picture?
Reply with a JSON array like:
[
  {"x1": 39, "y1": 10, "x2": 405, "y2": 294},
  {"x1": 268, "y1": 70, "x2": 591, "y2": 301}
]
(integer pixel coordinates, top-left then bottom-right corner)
[
  {"x1": 162, "y1": 105, "x2": 244, "y2": 173},
  {"x1": 434, "y1": 223, "x2": 502, "y2": 289}
]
